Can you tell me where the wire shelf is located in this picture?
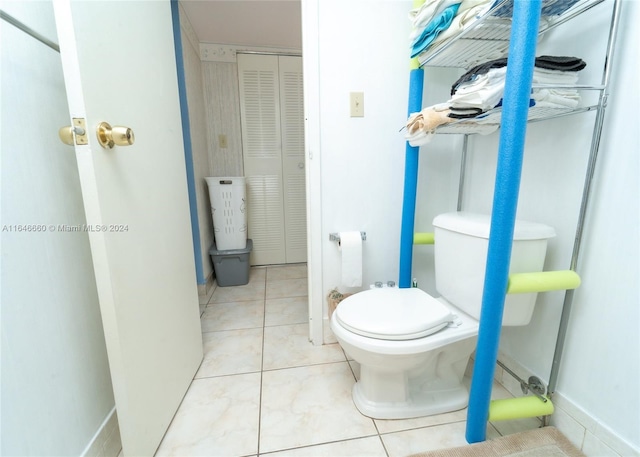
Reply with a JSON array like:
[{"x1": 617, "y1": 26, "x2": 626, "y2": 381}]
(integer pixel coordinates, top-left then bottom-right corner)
[
  {"x1": 431, "y1": 104, "x2": 599, "y2": 135},
  {"x1": 417, "y1": 0, "x2": 606, "y2": 69}
]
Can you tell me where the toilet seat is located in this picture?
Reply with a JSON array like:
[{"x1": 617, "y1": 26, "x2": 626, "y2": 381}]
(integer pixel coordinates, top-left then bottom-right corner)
[{"x1": 334, "y1": 288, "x2": 455, "y2": 341}]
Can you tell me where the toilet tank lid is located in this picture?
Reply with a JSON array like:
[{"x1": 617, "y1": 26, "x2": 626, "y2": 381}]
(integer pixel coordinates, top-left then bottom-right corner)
[
  {"x1": 433, "y1": 212, "x2": 556, "y2": 241},
  {"x1": 335, "y1": 288, "x2": 454, "y2": 341}
]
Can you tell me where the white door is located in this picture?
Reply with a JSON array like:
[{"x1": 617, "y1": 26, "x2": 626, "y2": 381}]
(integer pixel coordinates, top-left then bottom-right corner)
[
  {"x1": 238, "y1": 54, "x2": 287, "y2": 265},
  {"x1": 279, "y1": 56, "x2": 307, "y2": 263},
  {"x1": 238, "y1": 54, "x2": 307, "y2": 265},
  {"x1": 53, "y1": 2, "x2": 203, "y2": 456}
]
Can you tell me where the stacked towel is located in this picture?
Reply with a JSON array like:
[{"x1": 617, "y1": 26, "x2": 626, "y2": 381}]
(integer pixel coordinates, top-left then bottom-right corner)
[
  {"x1": 532, "y1": 68, "x2": 581, "y2": 108},
  {"x1": 451, "y1": 56, "x2": 585, "y2": 94},
  {"x1": 404, "y1": 55, "x2": 586, "y2": 145},
  {"x1": 409, "y1": 0, "x2": 582, "y2": 65},
  {"x1": 429, "y1": 0, "x2": 497, "y2": 50},
  {"x1": 449, "y1": 56, "x2": 586, "y2": 117},
  {"x1": 409, "y1": 0, "x2": 492, "y2": 58}
]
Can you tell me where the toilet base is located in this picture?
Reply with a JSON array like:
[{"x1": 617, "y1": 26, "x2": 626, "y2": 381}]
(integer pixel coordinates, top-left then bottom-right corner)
[{"x1": 351, "y1": 380, "x2": 469, "y2": 420}]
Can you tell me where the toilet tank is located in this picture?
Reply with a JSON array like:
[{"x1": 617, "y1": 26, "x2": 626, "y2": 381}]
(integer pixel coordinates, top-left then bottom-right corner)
[{"x1": 433, "y1": 212, "x2": 556, "y2": 326}]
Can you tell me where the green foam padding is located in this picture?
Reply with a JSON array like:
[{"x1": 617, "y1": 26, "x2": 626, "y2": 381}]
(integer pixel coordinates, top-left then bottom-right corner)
[
  {"x1": 489, "y1": 396, "x2": 554, "y2": 421},
  {"x1": 507, "y1": 270, "x2": 581, "y2": 294},
  {"x1": 414, "y1": 232, "x2": 435, "y2": 245}
]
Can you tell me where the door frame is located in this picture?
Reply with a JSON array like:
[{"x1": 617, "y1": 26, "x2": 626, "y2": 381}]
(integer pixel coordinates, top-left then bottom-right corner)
[
  {"x1": 300, "y1": 0, "x2": 323, "y2": 345},
  {"x1": 171, "y1": 0, "x2": 206, "y2": 287}
]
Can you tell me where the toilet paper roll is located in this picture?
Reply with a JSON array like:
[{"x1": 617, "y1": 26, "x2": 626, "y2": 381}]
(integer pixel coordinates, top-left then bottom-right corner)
[{"x1": 339, "y1": 231, "x2": 362, "y2": 287}]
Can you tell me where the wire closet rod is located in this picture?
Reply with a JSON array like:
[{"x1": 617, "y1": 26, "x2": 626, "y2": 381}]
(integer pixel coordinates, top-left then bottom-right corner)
[{"x1": 0, "y1": 10, "x2": 60, "y2": 52}]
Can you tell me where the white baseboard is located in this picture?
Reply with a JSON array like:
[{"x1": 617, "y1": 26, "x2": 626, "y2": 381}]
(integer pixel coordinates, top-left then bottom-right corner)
[{"x1": 81, "y1": 407, "x2": 122, "y2": 457}]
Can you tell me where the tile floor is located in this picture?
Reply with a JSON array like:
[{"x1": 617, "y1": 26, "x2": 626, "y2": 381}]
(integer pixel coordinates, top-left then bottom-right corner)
[{"x1": 155, "y1": 264, "x2": 541, "y2": 457}]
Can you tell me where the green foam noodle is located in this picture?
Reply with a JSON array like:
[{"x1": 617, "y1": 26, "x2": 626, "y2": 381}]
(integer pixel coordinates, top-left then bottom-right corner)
[
  {"x1": 414, "y1": 232, "x2": 435, "y2": 245},
  {"x1": 507, "y1": 270, "x2": 581, "y2": 294},
  {"x1": 489, "y1": 396, "x2": 554, "y2": 421}
]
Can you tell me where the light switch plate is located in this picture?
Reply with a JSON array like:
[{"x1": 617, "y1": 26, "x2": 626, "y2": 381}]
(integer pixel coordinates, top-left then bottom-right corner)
[{"x1": 350, "y1": 92, "x2": 364, "y2": 117}]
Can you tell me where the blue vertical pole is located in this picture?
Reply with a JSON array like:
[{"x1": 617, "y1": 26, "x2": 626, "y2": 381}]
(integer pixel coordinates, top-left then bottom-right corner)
[
  {"x1": 465, "y1": 0, "x2": 541, "y2": 443},
  {"x1": 399, "y1": 0, "x2": 426, "y2": 289},
  {"x1": 399, "y1": 67, "x2": 424, "y2": 288}
]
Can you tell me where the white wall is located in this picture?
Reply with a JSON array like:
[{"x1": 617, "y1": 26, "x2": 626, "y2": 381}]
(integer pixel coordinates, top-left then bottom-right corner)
[
  {"x1": 179, "y1": 4, "x2": 214, "y2": 286},
  {"x1": 305, "y1": 0, "x2": 639, "y2": 454},
  {"x1": 543, "y1": 2, "x2": 638, "y2": 453},
  {"x1": 0, "y1": 1, "x2": 116, "y2": 454},
  {"x1": 316, "y1": 1, "x2": 414, "y2": 298}
]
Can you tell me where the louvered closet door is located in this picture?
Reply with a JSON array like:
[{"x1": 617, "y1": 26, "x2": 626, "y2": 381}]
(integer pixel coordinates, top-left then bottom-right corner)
[
  {"x1": 238, "y1": 54, "x2": 286, "y2": 265},
  {"x1": 238, "y1": 54, "x2": 306, "y2": 265},
  {"x1": 279, "y1": 56, "x2": 307, "y2": 263}
]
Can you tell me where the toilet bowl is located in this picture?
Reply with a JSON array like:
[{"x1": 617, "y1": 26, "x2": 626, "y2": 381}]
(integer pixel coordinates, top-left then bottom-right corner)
[
  {"x1": 331, "y1": 212, "x2": 555, "y2": 420},
  {"x1": 331, "y1": 288, "x2": 479, "y2": 419}
]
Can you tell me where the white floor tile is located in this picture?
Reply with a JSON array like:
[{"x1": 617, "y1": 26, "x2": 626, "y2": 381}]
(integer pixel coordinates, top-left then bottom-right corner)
[
  {"x1": 166, "y1": 261, "x2": 561, "y2": 457},
  {"x1": 250, "y1": 266, "x2": 267, "y2": 279},
  {"x1": 381, "y1": 421, "x2": 470, "y2": 457},
  {"x1": 195, "y1": 328, "x2": 263, "y2": 378},
  {"x1": 155, "y1": 374, "x2": 260, "y2": 457},
  {"x1": 263, "y1": 436, "x2": 387, "y2": 457},
  {"x1": 490, "y1": 416, "x2": 543, "y2": 437},
  {"x1": 201, "y1": 299, "x2": 264, "y2": 332},
  {"x1": 262, "y1": 323, "x2": 346, "y2": 370},
  {"x1": 259, "y1": 362, "x2": 378, "y2": 453},
  {"x1": 375, "y1": 407, "x2": 468, "y2": 435},
  {"x1": 264, "y1": 296, "x2": 308, "y2": 327},
  {"x1": 266, "y1": 278, "x2": 307, "y2": 299},
  {"x1": 381, "y1": 423, "x2": 499, "y2": 457},
  {"x1": 267, "y1": 264, "x2": 308, "y2": 281},
  {"x1": 210, "y1": 269, "x2": 266, "y2": 304},
  {"x1": 210, "y1": 283, "x2": 266, "y2": 304}
]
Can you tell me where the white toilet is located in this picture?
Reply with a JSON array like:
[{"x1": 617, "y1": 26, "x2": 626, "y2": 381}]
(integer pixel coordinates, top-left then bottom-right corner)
[{"x1": 331, "y1": 212, "x2": 556, "y2": 420}]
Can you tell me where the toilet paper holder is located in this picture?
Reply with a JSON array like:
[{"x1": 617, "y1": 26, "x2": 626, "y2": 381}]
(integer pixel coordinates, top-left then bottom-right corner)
[{"x1": 329, "y1": 232, "x2": 367, "y2": 244}]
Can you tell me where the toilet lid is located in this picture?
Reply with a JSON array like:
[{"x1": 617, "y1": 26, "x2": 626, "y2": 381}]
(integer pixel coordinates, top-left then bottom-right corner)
[{"x1": 334, "y1": 288, "x2": 454, "y2": 341}]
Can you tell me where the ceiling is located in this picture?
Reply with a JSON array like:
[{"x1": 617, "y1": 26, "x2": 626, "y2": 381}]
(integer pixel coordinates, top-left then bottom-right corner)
[{"x1": 179, "y1": 0, "x2": 302, "y2": 50}]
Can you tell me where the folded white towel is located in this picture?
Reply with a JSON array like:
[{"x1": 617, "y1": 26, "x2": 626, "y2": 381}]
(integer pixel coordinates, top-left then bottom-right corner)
[
  {"x1": 532, "y1": 89, "x2": 580, "y2": 108},
  {"x1": 429, "y1": 0, "x2": 492, "y2": 48},
  {"x1": 532, "y1": 68, "x2": 579, "y2": 85},
  {"x1": 449, "y1": 67, "x2": 507, "y2": 110}
]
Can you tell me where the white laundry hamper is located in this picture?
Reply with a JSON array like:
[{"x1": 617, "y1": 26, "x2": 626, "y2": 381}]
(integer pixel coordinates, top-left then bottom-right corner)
[{"x1": 205, "y1": 177, "x2": 247, "y2": 250}]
